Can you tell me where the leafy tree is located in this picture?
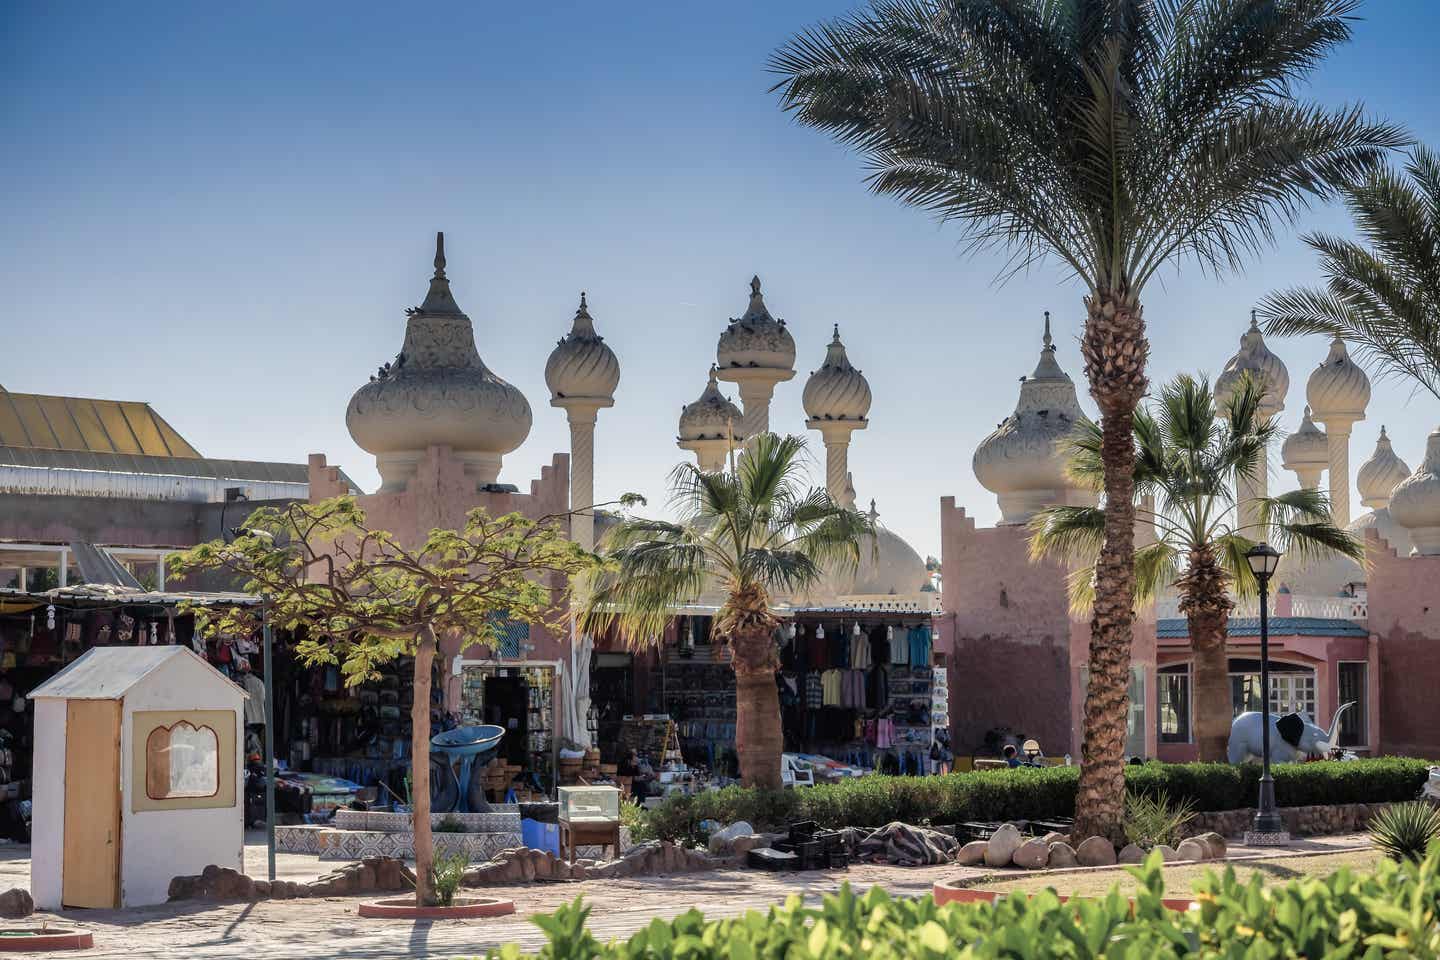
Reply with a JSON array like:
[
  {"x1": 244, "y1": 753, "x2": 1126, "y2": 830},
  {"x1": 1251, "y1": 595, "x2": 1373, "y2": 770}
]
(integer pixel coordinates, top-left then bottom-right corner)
[
  {"x1": 1030, "y1": 373, "x2": 1362, "y2": 760},
  {"x1": 769, "y1": 0, "x2": 1400, "y2": 839},
  {"x1": 169, "y1": 496, "x2": 599, "y2": 905},
  {"x1": 579, "y1": 434, "x2": 873, "y2": 788},
  {"x1": 1260, "y1": 145, "x2": 1440, "y2": 404}
]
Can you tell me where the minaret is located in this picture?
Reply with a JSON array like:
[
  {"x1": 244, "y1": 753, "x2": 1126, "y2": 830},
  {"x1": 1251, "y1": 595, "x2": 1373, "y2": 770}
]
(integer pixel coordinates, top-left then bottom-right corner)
[
  {"x1": 1281, "y1": 406, "x2": 1329, "y2": 490},
  {"x1": 803, "y1": 325, "x2": 871, "y2": 507},
  {"x1": 715, "y1": 276, "x2": 796, "y2": 441},
  {"x1": 545, "y1": 292, "x2": 621, "y2": 550},
  {"x1": 678, "y1": 367, "x2": 745, "y2": 472},
  {"x1": 1215, "y1": 311, "x2": 1289, "y2": 533},
  {"x1": 1307, "y1": 336, "x2": 1371, "y2": 526},
  {"x1": 1357, "y1": 427, "x2": 1411, "y2": 511}
]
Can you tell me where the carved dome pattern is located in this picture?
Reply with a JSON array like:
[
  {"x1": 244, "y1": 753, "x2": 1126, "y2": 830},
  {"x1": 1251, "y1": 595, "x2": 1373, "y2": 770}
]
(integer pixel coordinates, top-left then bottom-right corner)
[
  {"x1": 346, "y1": 233, "x2": 533, "y2": 471},
  {"x1": 1357, "y1": 426, "x2": 1411, "y2": 508},
  {"x1": 1215, "y1": 312, "x2": 1289, "y2": 417},
  {"x1": 1281, "y1": 406, "x2": 1329, "y2": 471},
  {"x1": 716, "y1": 276, "x2": 796, "y2": 372},
  {"x1": 1307, "y1": 337, "x2": 1372, "y2": 420},
  {"x1": 1390, "y1": 428, "x2": 1440, "y2": 555},
  {"x1": 802, "y1": 325, "x2": 871, "y2": 421},
  {"x1": 545, "y1": 293, "x2": 621, "y2": 401},
  {"x1": 678, "y1": 367, "x2": 746, "y2": 442}
]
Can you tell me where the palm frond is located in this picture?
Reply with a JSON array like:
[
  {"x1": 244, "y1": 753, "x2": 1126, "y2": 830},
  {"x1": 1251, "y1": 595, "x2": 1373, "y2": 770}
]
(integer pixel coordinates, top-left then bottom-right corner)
[{"x1": 1028, "y1": 505, "x2": 1106, "y2": 564}]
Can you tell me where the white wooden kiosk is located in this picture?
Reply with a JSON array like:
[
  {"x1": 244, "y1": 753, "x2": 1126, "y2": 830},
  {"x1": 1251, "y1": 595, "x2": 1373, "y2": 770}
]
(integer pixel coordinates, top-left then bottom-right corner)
[{"x1": 29, "y1": 646, "x2": 246, "y2": 909}]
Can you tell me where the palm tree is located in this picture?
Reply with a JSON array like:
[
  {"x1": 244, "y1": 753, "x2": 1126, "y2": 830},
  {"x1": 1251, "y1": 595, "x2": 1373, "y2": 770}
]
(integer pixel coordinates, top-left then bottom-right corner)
[
  {"x1": 579, "y1": 434, "x2": 873, "y2": 788},
  {"x1": 1260, "y1": 145, "x2": 1440, "y2": 402},
  {"x1": 770, "y1": 0, "x2": 1400, "y2": 840},
  {"x1": 1030, "y1": 373, "x2": 1363, "y2": 761}
]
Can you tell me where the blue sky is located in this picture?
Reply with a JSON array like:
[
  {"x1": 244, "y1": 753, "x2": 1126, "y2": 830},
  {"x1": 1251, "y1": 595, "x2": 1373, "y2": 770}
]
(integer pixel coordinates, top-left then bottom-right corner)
[{"x1": 3, "y1": 1, "x2": 1437, "y2": 558}]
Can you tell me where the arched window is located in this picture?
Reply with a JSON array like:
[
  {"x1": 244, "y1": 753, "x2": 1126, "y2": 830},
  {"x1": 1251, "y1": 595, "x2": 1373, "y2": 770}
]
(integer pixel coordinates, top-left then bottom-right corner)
[{"x1": 145, "y1": 721, "x2": 219, "y2": 800}]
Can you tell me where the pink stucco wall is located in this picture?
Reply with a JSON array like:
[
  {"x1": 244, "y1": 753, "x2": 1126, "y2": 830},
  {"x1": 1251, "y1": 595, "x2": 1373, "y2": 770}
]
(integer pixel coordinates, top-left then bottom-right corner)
[
  {"x1": 309, "y1": 445, "x2": 572, "y2": 709},
  {"x1": 1367, "y1": 531, "x2": 1440, "y2": 758}
]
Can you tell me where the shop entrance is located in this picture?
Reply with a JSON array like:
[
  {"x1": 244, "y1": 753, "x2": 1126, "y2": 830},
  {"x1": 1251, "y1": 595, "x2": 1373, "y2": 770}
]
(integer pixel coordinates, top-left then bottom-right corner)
[
  {"x1": 62, "y1": 700, "x2": 121, "y2": 908},
  {"x1": 482, "y1": 675, "x2": 530, "y2": 767},
  {"x1": 458, "y1": 661, "x2": 559, "y2": 798}
]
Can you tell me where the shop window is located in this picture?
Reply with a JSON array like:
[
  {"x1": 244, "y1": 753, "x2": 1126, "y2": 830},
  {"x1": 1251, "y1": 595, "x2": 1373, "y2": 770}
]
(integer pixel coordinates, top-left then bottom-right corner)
[
  {"x1": 1337, "y1": 661, "x2": 1367, "y2": 746},
  {"x1": 1158, "y1": 667, "x2": 1191, "y2": 743},
  {"x1": 1229, "y1": 660, "x2": 1316, "y2": 718},
  {"x1": 145, "y1": 721, "x2": 219, "y2": 799}
]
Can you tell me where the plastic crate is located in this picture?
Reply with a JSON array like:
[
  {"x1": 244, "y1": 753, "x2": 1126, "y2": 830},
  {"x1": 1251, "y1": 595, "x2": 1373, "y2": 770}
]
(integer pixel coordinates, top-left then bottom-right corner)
[
  {"x1": 827, "y1": 850, "x2": 850, "y2": 870},
  {"x1": 788, "y1": 820, "x2": 818, "y2": 841},
  {"x1": 748, "y1": 848, "x2": 799, "y2": 871}
]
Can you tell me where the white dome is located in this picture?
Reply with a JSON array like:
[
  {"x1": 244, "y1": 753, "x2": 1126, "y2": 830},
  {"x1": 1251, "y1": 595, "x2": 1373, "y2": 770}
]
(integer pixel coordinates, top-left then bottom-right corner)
[
  {"x1": 802, "y1": 325, "x2": 871, "y2": 422},
  {"x1": 716, "y1": 276, "x2": 796, "y2": 373},
  {"x1": 545, "y1": 293, "x2": 620, "y2": 403},
  {"x1": 1390, "y1": 427, "x2": 1440, "y2": 555},
  {"x1": 1281, "y1": 406, "x2": 1329, "y2": 472},
  {"x1": 1215, "y1": 312, "x2": 1289, "y2": 418},
  {"x1": 1307, "y1": 337, "x2": 1371, "y2": 421},
  {"x1": 1357, "y1": 426, "x2": 1411, "y2": 509},
  {"x1": 346, "y1": 233, "x2": 532, "y2": 490},
  {"x1": 845, "y1": 500, "x2": 928, "y2": 596},
  {"x1": 678, "y1": 367, "x2": 745, "y2": 442},
  {"x1": 973, "y1": 314, "x2": 1087, "y2": 524}
]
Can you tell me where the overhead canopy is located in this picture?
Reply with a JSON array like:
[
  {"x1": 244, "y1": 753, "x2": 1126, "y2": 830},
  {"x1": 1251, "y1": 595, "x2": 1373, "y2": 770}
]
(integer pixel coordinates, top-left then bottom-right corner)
[{"x1": 0, "y1": 388, "x2": 200, "y2": 458}]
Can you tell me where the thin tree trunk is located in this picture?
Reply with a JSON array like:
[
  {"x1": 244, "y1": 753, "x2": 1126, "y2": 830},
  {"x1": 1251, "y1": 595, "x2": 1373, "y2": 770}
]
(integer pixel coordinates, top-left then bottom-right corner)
[
  {"x1": 1178, "y1": 546, "x2": 1234, "y2": 762},
  {"x1": 411, "y1": 627, "x2": 437, "y2": 905},
  {"x1": 1073, "y1": 292, "x2": 1148, "y2": 843}
]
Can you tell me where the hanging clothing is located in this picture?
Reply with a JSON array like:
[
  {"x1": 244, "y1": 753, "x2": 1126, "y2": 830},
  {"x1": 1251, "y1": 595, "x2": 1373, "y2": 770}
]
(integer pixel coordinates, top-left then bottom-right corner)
[
  {"x1": 890, "y1": 629, "x2": 910, "y2": 665},
  {"x1": 843, "y1": 669, "x2": 866, "y2": 708},
  {"x1": 832, "y1": 629, "x2": 849, "y2": 669},
  {"x1": 848, "y1": 630, "x2": 871, "y2": 670},
  {"x1": 908, "y1": 625, "x2": 932, "y2": 668},
  {"x1": 875, "y1": 717, "x2": 894, "y2": 749},
  {"x1": 805, "y1": 672, "x2": 823, "y2": 708},
  {"x1": 821, "y1": 669, "x2": 843, "y2": 706},
  {"x1": 241, "y1": 673, "x2": 267, "y2": 726},
  {"x1": 807, "y1": 628, "x2": 828, "y2": 670}
]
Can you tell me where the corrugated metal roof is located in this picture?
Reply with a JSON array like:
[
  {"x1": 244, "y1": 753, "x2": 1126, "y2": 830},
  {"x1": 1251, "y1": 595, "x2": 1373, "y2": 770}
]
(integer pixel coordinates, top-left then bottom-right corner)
[
  {"x1": 28, "y1": 645, "x2": 240, "y2": 700},
  {"x1": 0, "y1": 388, "x2": 201, "y2": 458},
  {"x1": 1157, "y1": 616, "x2": 1369, "y2": 639},
  {"x1": 0, "y1": 446, "x2": 313, "y2": 484}
]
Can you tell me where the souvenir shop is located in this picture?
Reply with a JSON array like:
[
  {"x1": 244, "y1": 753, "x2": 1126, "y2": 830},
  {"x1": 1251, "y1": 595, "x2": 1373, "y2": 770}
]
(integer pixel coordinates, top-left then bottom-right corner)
[
  {"x1": 455, "y1": 659, "x2": 559, "y2": 799},
  {"x1": 626, "y1": 609, "x2": 946, "y2": 778}
]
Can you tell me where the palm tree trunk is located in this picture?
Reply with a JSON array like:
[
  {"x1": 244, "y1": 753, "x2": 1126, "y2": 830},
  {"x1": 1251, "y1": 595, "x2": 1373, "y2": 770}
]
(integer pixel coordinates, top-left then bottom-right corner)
[
  {"x1": 1178, "y1": 546, "x2": 1234, "y2": 762},
  {"x1": 411, "y1": 627, "x2": 437, "y2": 905},
  {"x1": 1073, "y1": 293, "x2": 1149, "y2": 843},
  {"x1": 734, "y1": 660, "x2": 783, "y2": 789}
]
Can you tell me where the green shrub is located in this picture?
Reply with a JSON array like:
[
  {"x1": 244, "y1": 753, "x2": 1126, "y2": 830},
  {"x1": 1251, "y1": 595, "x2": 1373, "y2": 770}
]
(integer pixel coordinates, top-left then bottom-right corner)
[
  {"x1": 431, "y1": 852, "x2": 467, "y2": 906},
  {"x1": 632, "y1": 758, "x2": 1430, "y2": 840},
  {"x1": 1123, "y1": 789, "x2": 1196, "y2": 849},
  {"x1": 485, "y1": 848, "x2": 1440, "y2": 959},
  {"x1": 435, "y1": 814, "x2": 468, "y2": 834},
  {"x1": 1370, "y1": 801, "x2": 1440, "y2": 861}
]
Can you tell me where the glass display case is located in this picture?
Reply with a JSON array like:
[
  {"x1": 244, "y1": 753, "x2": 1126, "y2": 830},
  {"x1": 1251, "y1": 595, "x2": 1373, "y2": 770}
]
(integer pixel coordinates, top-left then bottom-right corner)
[{"x1": 557, "y1": 785, "x2": 620, "y2": 823}]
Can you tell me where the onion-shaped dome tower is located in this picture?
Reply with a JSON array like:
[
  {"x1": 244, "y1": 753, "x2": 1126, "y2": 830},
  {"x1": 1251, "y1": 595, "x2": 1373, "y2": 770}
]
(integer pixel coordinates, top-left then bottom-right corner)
[
  {"x1": 846, "y1": 499, "x2": 929, "y2": 596},
  {"x1": 1281, "y1": 406, "x2": 1329, "y2": 490},
  {"x1": 1215, "y1": 311, "x2": 1291, "y2": 419},
  {"x1": 973, "y1": 313, "x2": 1088, "y2": 524},
  {"x1": 715, "y1": 276, "x2": 796, "y2": 439},
  {"x1": 1391, "y1": 427, "x2": 1440, "y2": 556},
  {"x1": 677, "y1": 367, "x2": 745, "y2": 472},
  {"x1": 546, "y1": 292, "x2": 621, "y2": 550},
  {"x1": 1307, "y1": 336, "x2": 1371, "y2": 525},
  {"x1": 347, "y1": 233, "x2": 532, "y2": 491},
  {"x1": 1357, "y1": 427, "x2": 1411, "y2": 511},
  {"x1": 803, "y1": 325, "x2": 871, "y2": 506}
]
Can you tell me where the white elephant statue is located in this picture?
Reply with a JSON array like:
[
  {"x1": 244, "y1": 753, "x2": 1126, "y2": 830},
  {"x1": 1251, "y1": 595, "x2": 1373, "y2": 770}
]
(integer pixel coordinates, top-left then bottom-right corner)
[{"x1": 1227, "y1": 701, "x2": 1355, "y2": 764}]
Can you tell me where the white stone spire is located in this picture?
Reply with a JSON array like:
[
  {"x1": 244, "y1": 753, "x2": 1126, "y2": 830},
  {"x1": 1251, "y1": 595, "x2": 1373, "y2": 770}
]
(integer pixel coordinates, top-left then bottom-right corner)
[
  {"x1": 1216, "y1": 311, "x2": 1290, "y2": 532},
  {"x1": 678, "y1": 366, "x2": 744, "y2": 472},
  {"x1": 1281, "y1": 406, "x2": 1329, "y2": 490},
  {"x1": 715, "y1": 275, "x2": 796, "y2": 440},
  {"x1": 1391, "y1": 427, "x2": 1440, "y2": 556},
  {"x1": 804, "y1": 324, "x2": 870, "y2": 507},
  {"x1": 1307, "y1": 336, "x2": 1371, "y2": 526},
  {"x1": 346, "y1": 232, "x2": 532, "y2": 491},
  {"x1": 973, "y1": 312, "x2": 1089, "y2": 524},
  {"x1": 1357, "y1": 426, "x2": 1410, "y2": 510},
  {"x1": 545, "y1": 291, "x2": 621, "y2": 551}
]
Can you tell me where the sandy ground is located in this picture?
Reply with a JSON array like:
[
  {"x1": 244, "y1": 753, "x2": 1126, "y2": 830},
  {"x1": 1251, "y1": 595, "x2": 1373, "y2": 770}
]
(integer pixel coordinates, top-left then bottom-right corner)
[{"x1": 0, "y1": 831, "x2": 1372, "y2": 960}]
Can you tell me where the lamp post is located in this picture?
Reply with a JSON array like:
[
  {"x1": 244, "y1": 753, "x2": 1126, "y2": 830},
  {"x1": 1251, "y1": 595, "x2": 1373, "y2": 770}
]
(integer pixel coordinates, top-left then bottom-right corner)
[{"x1": 1245, "y1": 542, "x2": 1286, "y2": 841}]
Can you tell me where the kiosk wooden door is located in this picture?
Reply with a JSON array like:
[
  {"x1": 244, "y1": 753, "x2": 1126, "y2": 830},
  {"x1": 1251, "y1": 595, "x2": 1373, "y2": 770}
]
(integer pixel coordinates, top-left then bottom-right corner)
[{"x1": 62, "y1": 700, "x2": 121, "y2": 908}]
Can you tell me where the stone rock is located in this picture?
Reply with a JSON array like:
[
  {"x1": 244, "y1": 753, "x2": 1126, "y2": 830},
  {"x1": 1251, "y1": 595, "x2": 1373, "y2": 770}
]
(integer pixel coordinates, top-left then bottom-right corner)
[
  {"x1": 1154, "y1": 844, "x2": 1178, "y2": 862},
  {"x1": 1041, "y1": 831, "x2": 1070, "y2": 846},
  {"x1": 1047, "y1": 842, "x2": 1078, "y2": 868},
  {"x1": 1118, "y1": 843, "x2": 1145, "y2": 864},
  {"x1": 984, "y1": 824, "x2": 1024, "y2": 867},
  {"x1": 1076, "y1": 837, "x2": 1117, "y2": 867},
  {"x1": 1176, "y1": 840, "x2": 1207, "y2": 862},
  {"x1": 1011, "y1": 839, "x2": 1050, "y2": 870},
  {"x1": 0, "y1": 888, "x2": 33, "y2": 919},
  {"x1": 252, "y1": 880, "x2": 271, "y2": 899},
  {"x1": 731, "y1": 835, "x2": 768, "y2": 857},
  {"x1": 708, "y1": 821, "x2": 756, "y2": 855},
  {"x1": 376, "y1": 858, "x2": 407, "y2": 891},
  {"x1": 957, "y1": 840, "x2": 988, "y2": 866},
  {"x1": 1193, "y1": 832, "x2": 1228, "y2": 861}
]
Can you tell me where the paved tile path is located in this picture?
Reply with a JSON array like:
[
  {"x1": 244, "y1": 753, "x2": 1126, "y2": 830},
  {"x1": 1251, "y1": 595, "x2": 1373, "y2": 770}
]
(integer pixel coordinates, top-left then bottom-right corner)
[{"x1": 0, "y1": 832, "x2": 1369, "y2": 959}]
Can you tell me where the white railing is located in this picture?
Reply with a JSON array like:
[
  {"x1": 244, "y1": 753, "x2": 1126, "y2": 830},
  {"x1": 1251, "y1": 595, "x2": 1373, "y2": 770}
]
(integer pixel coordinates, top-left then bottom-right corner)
[{"x1": 1153, "y1": 594, "x2": 1367, "y2": 622}]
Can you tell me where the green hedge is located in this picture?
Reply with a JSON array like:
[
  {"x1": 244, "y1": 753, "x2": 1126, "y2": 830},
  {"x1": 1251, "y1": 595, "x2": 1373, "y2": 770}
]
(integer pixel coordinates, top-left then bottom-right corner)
[
  {"x1": 486, "y1": 847, "x2": 1440, "y2": 959},
  {"x1": 633, "y1": 758, "x2": 1430, "y2": 841}
]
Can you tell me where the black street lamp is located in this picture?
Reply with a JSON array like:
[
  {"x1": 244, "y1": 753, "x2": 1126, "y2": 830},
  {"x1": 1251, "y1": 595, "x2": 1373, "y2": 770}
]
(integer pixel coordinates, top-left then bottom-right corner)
[{"x1": 1246, "y1": 542, "x2": 1284, "y2": 838}]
